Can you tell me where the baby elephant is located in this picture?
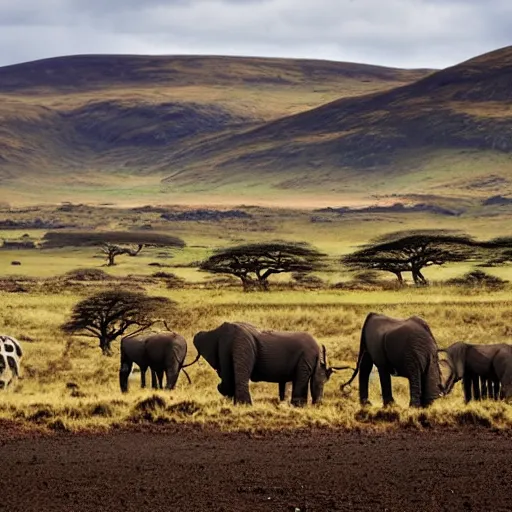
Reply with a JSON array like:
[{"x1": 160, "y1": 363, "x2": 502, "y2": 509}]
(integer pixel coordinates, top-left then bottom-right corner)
[{"x1": 119, "y1": 331, "x2": 199, "y2": 393}]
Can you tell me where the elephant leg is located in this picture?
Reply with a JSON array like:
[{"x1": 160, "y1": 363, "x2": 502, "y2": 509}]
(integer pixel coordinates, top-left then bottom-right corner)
[
  {"x1": 157, "y1": 371, "x2": 164, "y2": 389},
  {"x1": 493, "y1": 379, "x2": 501, "y2": 400},
  {"x1": 119, "y1": 360, "x2": 133, "y2": 393},
  {"x1": 279, "y1": 382, "x2": 287, "y2": 402},
  {"x1": 378, "y1": 369, "x2": 394, "y2": 407},
  {"x1": 290, "y1": 355, "x2": 313, "y2": 407},
  {"x1": 151, "y1": 369, "x2": 158, "y2": 389},
  {"x1": 472, "y1": 375, "x2": 481, "y2": 401},
  {"x1": 291, "y1": 375, "x2": 309, "y2": 407},
  {"x1": 140, "y1": 366, "x2": 147, "y2": 389},
  {"x1": 359, "y1": 352, "x2": 374, "y2": 406},
  {"x1": 480, "y1": 377, "x2": 488, "y2": 399},
  {"x1": 408, "y1": 367, "x2": 423, "y2": 408},
  {"x1": 462, "y1": 375, "x2": 473, "y2": 403}
]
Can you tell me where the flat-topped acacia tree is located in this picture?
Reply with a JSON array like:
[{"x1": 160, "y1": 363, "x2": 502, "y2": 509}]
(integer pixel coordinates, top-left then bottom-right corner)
[
  {"x1": 200, "y1": 241, "x2": 326, "y2": 291},
  {"x1": 342, "y1": 230, "x2": 477, "y2": 285},
  {"x1": 62, "y1": 290, "x2": 176, "y2": 355},
  {"x1": 42, "y1": 231, "x2": 185, "y2": 266},
  {"x1": 479, "y1": 237, "x2": 512, "y2": 266}
]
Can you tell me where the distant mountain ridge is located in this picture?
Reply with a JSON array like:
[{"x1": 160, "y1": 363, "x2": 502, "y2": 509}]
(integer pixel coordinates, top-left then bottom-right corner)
[{"x1": 0, "y1": 48, "x2": 511, "y2": 203}]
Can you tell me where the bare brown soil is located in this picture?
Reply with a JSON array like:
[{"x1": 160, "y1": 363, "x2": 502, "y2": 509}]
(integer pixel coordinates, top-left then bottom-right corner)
[{"x1": 0, "y1": 427, "x2": 511, "y2": 512}]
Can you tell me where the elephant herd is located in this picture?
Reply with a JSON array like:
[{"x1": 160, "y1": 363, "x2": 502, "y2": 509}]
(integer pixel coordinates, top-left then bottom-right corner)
[
  {"x1": 119, "y1": 313, "x2": 512, "y2": 407},
  {"x1": 1, "y1": 313, "x2": 510, "y2": 409}
]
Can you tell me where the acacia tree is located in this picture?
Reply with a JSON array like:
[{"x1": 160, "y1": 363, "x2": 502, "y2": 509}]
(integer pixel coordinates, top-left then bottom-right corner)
[
  {"x1": 479, "y1": 237, "x2": 512, "y2": 266},
  {"x1": 342, "y1": 230, "x2": 476, "y2": 285},
  {"x1": 42, "y1": 231, "x2": 185, "y2": 266},
  {"x1": 62, "y1": 290, "x2": 175, "y2": 355},
  {"x1": 200, "y1": 241, "x2": 326, "y2": 291}
]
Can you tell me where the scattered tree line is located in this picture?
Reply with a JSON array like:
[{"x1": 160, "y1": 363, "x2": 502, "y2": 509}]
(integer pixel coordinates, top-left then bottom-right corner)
[
  {"x1": 13, "y1": 228, "x2": 512, "y2": 291},
  {"x1": 199, "y1": 231, "x2": 511, "y2": 290}
]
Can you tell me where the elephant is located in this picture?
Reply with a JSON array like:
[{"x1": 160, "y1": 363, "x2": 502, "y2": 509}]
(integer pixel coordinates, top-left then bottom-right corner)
[
  {"x1": 119, "y1": 331, "x2": 199, "y2": 393},
  {"x1": 341, "y1": 313, "x2": 443, "y2": 408},
  {"x1": 492, "y1": 345, "x2": 512, "y2": 400},
  {"x1": 193, "y1": 321, "x2": 351, "y2": 406},
  {"x1": 438, "y1": 342, "x2": 508, "y2": 402},
  {"x1": 0, "y1": 335, "x2": 23, "y2": 389}
]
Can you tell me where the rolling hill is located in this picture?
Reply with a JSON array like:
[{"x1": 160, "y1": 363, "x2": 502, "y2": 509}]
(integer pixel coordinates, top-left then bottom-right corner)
[
  {"x1": 162, "y1": 46, "x2": 512, "y2": 199},
  {"x1": 0, "y1": 54, "x2": 432, "y2": 204},
  {"x1": 1, "y1": 48, "x2": 512, "y2": 205}
]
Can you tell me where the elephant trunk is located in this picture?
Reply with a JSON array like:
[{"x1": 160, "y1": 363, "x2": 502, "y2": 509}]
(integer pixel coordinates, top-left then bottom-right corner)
[
  {"x1": 119, "y1": 369, "x2": 130, "y2": 393},
  {"x1": 119, "y1": 359, "x2": 132, "y2": 393},
  {"x1": 423, "y1": 354, "x2": 443, "y2": 406}
]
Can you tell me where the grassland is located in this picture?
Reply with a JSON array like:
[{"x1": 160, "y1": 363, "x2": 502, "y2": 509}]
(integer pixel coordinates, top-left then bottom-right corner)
[{"x1": 1, "y1": 204, "x2": 512, "y2": 434}]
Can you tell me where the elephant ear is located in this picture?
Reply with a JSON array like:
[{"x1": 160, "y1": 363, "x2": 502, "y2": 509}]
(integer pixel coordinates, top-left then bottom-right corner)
[{"x1": 193, "y1": 330, "x2": 220, "y2": 371}]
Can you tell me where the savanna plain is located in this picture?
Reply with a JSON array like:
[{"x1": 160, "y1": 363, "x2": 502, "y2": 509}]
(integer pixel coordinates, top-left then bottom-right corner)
[
  {"x1": 1, "y1": 203, "x2": 512, "y2": 433},
  {"x1": 2, "y1": 202, "x2": 512, "y2": 512}
]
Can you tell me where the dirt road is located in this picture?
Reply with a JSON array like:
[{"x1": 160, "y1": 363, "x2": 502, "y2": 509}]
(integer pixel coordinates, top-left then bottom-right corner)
[{"x1": 0, "y1": 427, "x2": 510, "y2": 511}]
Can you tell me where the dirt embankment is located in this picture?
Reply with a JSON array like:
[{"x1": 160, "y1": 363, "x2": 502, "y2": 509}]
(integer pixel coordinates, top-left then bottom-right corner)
[{"x1": 0, "y1": 428, "x2": 511, "y2": 511}]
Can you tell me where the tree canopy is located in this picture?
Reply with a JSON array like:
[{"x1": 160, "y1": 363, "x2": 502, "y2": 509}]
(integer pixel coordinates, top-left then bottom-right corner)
[
  {"x1": 479, "y1": 237, "x2": 512, "y2": 266},
  {"x1": 200, "y1": 241, "x2": 326, "y2": 290},
  {"x1": 42, "y1": 231, "x2": 185, "y2": 266},
  {"x1": 342, "y1": 230, "x2": 477, "y2": 285},
  {"x1": 62, "y1": 290, "x2": 176, "y2": 355}
]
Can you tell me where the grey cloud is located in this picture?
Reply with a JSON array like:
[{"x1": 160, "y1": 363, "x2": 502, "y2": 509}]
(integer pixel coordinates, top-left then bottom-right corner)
[{"x1": 0, "y1": 0, "x2": 510, "y2": 68}]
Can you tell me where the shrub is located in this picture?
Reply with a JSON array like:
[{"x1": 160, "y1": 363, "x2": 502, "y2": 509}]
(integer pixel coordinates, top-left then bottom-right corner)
[
  {"x1": 446, "y1": 270, "x2": 508, "y2": 289},
  {"x1": 62, "y1": 268, "x2": 113, "y2": 281}
]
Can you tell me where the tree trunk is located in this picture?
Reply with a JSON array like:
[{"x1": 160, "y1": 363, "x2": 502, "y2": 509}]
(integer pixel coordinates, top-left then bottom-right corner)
[
  {"x1": 240, "y1": 275, "x2": 252, "y2": 292},
  {"x1": 99, "y1": 336, "x2": 112, "y2": 356},
  {"x1": 416, "y1": 269, "x2": 428, "y2": 285},
  {"x1": 392, "y1": 271, "x2": 404, "y2": 285},
  {"x1": 107, "y1": 252, "x2": 116, "y2": 266},
  {"x1": 411, "y1": 268, "x2": 428, "y2": 286}
]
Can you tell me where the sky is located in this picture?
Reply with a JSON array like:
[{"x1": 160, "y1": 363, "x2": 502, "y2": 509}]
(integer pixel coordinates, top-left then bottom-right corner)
[{"x1": 0, "y1": 0, "x2": 510, "y2": 69}]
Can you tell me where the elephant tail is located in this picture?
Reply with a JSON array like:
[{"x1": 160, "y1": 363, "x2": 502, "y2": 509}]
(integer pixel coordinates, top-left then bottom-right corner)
[
  {"x1": 340, "y1": 314, "x2": 371, "y2": 392},
  {"x1": 182, "y1": 352, "x2": 201, "y2": 369}
]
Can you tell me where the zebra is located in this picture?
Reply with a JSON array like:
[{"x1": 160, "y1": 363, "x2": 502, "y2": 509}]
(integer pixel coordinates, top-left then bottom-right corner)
[{"x1": 0, "y1": 335, "x2": 23, "y2": 389}]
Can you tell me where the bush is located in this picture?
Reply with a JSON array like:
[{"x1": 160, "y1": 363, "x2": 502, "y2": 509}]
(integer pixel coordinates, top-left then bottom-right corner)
[
  {"x1": 291, "y1": 272, "x2": 325, "y2": 288},
  {"x1": 62, "y1": 268, "x2": 113, "y2": 281},
  {"x1": 446, "y1": 270, "x2": 508, "y2": 289}
]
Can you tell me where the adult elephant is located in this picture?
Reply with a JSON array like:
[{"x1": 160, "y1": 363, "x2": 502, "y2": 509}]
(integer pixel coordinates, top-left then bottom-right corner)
[
  {"x1": 193, "y1": 322, "x2": 350, "y2": 406},
  {"x1": 341, "y1": 313, "x2": 442, "y2": 408},
  {"x1": 439, "y1": 342, "x2": 506, "y2": 402},
  {"x1": 119, "y1": 331, "x2": 199, "y2": 393},
  {"x1": 492, "y1": 345, "x2": 512, "y2": 400}
]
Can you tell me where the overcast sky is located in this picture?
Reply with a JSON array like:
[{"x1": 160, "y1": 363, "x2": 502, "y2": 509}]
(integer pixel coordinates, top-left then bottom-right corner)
[{"x1": 0, "y1": 0, "x2": 510, "y2": 69}]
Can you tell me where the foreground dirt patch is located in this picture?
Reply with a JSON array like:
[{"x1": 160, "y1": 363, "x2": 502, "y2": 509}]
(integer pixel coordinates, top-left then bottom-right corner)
[{"x1": 0, "y1": 428, "x2": 510, "y2": 511}]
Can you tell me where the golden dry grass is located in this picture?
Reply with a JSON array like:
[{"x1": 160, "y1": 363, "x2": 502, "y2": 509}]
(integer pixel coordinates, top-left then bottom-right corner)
[
  {"x1": 1, "y1": 205, "x2": 511, "y2": 433},
  {"x1": 1, "y1": 283, "x2": 512, "y2": 434}
]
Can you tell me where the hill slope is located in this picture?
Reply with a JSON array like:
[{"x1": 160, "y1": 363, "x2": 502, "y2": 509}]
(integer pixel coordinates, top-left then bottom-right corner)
[
  {"x1": 162, "y1": 46, "x2": 512, "y2": 199},
  {"x1": 3, "y1": 49, "x2": 512, "y2": 205},
  {"x1": 0, "y1": 54, "x2": 430, "y2": 182}
]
